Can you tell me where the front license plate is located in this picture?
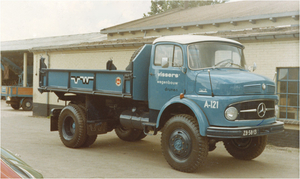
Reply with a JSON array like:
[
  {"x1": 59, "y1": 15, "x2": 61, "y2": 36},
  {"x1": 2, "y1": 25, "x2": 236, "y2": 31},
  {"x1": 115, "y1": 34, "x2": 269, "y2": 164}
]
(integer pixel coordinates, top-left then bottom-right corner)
[{"x1": 242, "y1": 129, "x2": 258, "y2": 136}]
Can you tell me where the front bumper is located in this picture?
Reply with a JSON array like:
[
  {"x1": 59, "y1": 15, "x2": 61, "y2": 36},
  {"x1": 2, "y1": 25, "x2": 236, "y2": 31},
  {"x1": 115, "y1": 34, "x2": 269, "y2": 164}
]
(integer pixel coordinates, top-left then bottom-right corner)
[{"x1": 206, "y1": 121, "x2": 284, "y2": 138}]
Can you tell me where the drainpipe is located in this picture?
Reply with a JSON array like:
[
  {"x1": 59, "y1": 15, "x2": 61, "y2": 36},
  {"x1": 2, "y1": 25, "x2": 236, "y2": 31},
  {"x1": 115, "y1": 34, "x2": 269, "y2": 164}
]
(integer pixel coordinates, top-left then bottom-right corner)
[
  {"x1": 0, "y1": 55, "x2": 2, "y2": 87},
  {"x1": 23, "y1": 53, "x2": 28, "y2": 87},
  {"x1": 46, "y1": 52, "x2": 50, "y2": 116}
]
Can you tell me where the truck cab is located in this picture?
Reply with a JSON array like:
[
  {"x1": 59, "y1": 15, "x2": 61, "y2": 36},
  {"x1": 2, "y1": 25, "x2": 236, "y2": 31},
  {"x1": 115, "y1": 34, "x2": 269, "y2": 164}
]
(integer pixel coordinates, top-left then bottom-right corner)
[
  {"x1": 39, "y1": 35, "x2": 284, "y2": 173},
  {"x1": 148, "y1": 35, "x2": 282, "y2": 136}
]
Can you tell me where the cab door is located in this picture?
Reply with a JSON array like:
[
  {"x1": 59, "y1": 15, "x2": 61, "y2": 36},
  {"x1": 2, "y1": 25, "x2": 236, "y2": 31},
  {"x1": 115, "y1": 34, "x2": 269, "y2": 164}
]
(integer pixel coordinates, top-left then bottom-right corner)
[{"x1": 148, "y1": 44, "x2": 185, "y2": 110}]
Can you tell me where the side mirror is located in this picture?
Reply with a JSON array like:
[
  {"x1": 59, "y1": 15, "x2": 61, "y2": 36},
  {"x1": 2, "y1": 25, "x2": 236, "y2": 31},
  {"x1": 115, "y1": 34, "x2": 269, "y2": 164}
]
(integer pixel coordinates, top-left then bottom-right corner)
[
  {"x1": 161, "y1": 57, "x2": 169, "y2": 68},
  {"x1": 249, "y1": 62, "x2": 257, "y2": 72},
  {"x1": 182, "y1": 67, "x2": 187, "y2": 74},
  {"x1": 253, "y1": 62, "x2": 257, "y2": 72}
]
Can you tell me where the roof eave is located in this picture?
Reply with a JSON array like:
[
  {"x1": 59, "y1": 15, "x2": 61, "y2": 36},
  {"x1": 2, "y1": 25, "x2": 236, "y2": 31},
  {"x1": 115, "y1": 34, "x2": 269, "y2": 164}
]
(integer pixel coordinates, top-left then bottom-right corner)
[{"x1": 100, "y1": 11, "x2": 299, "y2": 34}]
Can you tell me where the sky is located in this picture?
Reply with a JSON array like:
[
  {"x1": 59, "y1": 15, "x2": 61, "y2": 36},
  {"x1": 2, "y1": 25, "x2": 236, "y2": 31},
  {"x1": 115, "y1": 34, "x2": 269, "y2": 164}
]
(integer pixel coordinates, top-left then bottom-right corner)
[{"x1": 0, "y1": 0, "x2": 152, "y2": 41}]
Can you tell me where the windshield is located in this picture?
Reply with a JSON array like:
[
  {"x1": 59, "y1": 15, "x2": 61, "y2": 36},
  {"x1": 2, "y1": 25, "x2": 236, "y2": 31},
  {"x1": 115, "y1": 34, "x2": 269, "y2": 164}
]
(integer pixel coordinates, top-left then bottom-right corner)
[{"x1": 188, "y1": 42, "x2": 246, "y2": 70}]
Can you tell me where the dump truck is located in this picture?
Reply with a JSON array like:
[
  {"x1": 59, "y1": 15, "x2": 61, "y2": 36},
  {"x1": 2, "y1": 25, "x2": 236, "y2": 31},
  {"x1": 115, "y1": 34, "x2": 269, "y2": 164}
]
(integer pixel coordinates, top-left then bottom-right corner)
[
  {"x1": 39, "y1": 35, "x2": 284, "y2": 172},
  {"x1": 1, "y1": 57, "x2": 33, "y2": 111},
  {"x1": 1, "y1": 86, "x2": 33, "y2": 111}
]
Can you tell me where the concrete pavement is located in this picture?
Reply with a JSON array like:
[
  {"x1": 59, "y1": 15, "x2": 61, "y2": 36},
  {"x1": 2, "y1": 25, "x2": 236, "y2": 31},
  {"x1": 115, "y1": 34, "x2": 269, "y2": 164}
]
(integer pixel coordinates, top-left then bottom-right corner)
[{"x1": 1, "y1": 100, "x2": 299, "y2": 178}]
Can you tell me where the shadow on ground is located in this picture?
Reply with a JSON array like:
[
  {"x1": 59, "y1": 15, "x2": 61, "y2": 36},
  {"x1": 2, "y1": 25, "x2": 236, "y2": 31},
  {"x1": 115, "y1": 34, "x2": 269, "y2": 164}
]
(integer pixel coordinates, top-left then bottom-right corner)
[{"x1": 267, "y1": 129, "x2": 299, "y2": 148}]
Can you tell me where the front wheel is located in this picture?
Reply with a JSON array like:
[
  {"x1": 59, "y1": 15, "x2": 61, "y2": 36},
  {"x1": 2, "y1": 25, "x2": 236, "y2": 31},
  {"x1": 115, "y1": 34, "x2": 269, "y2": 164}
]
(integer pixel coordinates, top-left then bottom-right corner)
[
  {"x1": 223, "y1": 136, "x2": 267, "y2": 160},
  {"x1": 161, "y1": 114, "x2": 208, "y2": 173}
]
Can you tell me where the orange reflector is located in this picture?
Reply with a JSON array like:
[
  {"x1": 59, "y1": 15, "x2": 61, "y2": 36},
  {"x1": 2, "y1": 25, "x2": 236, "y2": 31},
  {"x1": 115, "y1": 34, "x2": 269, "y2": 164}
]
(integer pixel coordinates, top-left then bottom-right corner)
[{"x1": 180, "y1": 93, "x2": 184, "y2": 99}]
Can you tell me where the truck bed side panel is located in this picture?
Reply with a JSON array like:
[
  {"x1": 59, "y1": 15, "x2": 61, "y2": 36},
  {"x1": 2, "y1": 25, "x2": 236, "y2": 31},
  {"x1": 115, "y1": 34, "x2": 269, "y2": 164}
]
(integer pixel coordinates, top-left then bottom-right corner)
[
  {"x1": 15, "y1": 87, "x2": 33, "y2": 96},
  {"x1": 95, "y1": 72, "x2": 129, "y2": 94},
  {"x1": 48, "y1": 71, "x2": 69, "y2": 89},
  {"x1": 40, "y1": 69, "x2": 132, "y2": 98},
  {"x1": 1, "y1": 86, "x2": 33, "y2": 97}
]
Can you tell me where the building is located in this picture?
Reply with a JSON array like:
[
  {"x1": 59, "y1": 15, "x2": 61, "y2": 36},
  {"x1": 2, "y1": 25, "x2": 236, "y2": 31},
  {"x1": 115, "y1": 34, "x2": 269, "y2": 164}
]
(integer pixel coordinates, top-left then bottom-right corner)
[{"x1": 1, "y1": 1, "x2": 299, "y2": 123}]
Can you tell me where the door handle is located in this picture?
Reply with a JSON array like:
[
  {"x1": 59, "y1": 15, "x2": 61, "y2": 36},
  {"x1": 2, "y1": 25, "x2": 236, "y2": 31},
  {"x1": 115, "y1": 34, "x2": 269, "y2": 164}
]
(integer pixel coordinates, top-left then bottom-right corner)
[{"x1": 150, "y1": 73, "x2": 154, "y2": 76}]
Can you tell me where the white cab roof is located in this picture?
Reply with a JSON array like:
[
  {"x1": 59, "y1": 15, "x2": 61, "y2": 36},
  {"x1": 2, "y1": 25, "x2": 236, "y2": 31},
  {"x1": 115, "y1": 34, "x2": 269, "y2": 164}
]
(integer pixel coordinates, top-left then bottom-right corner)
[{"x1": 153, "y1": 35, "x2": 243, "y2": 47}]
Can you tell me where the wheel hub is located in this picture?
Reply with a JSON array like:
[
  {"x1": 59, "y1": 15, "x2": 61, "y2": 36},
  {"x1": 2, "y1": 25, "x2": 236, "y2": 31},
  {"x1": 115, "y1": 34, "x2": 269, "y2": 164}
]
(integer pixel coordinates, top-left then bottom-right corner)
[
  {"x1": 25, "y1": 102, "x2": 31, "y2": 108},
  {"x1": 71, "y1": 122, "x2": 76, "y2": 133},
  {"x1": 63, "y1": 116, "x2": 75, "y2": 140},
  {"x1": 169, "y1": 129, "x2": 192, "y2": 159},
  {"x1": 232, "y1": 138, "x2": 252, "y2": 149}
]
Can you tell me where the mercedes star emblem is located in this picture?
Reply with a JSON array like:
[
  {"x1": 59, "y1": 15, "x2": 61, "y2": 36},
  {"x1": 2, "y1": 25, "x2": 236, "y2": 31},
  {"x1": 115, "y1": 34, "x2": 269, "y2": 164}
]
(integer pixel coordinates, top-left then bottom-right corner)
[
  {"x1": 257, "y1": 102, "x2": 267, "y2": 118},
  {"x1": 262, "y1": 83, "x2": 266, "y2": 90}
]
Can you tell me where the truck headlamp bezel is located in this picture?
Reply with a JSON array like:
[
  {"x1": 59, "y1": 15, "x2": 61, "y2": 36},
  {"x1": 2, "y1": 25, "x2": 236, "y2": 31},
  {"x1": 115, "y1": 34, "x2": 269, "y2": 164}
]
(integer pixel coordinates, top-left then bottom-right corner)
[{"x1": 225, "y1": 107, "x2": 238, "y2": 121}]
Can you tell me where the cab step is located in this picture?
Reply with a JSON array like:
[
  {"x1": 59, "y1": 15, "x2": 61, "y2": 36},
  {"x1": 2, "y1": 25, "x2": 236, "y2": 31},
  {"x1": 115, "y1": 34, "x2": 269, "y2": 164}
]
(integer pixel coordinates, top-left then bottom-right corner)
[{"x1": 142, "y1": 122, "x2": 157, "y2": 136}]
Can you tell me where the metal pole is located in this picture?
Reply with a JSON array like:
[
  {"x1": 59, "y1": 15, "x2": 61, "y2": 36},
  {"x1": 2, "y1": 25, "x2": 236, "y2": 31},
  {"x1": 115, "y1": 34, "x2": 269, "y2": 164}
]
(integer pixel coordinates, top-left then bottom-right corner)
[
  {"x1": 0, "y1": 54, "x2": 2, "y2": 87},
  {"x1": 23, "y1": 52, "x2": 28, "y2": 87}
]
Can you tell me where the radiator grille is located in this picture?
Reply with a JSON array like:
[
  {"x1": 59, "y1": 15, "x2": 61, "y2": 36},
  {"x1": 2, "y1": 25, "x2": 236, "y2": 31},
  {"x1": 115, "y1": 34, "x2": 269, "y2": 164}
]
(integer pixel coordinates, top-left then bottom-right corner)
[{"x1": 231, "y1": 100, "x2": 275, "y2": 120}]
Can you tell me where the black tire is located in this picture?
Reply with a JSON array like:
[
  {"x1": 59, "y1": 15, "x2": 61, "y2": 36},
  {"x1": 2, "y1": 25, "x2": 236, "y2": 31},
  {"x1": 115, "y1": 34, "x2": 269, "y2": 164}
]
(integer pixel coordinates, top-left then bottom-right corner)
[
  {"x1": 58, "y1": 105, "x2": 87, "y2": 148},
  {"x1": 82, "y1": 135, "x2": 98, "y2": 147},
  {"x1": 115, "y1": 126, "x2": 145, "y2": 141},
  {"x1": 11, "y1": 103, "x2": 20, "y2": 110},
  {"x1": 161, "y1": 114, "x2": 208, "y2": 173},
  {"x1": 208, "y1": 144, "x2": 216, "y2": 152},
  {"x1": 135, "y1": 131, "x2": 147, "y2": 140},
  {"x1": 21, "y1": 98, "x2": 33, "y2": 111},
  {"x1": 223, "y1": 135, "x2": 267, "y2": 160},
  {"x1": 73, "y1": 104, "x2": 98, "y2": 148}
]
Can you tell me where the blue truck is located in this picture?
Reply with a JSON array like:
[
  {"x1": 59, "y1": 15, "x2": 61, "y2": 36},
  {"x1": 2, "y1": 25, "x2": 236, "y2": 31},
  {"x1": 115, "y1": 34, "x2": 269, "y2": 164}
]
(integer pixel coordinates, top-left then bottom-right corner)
[
  {"x1": 1, "y1": 57, "x2": 33, "y2": 111},
  {"x1": 39, "y1": 35, "x2": 284, "y2": 172}
]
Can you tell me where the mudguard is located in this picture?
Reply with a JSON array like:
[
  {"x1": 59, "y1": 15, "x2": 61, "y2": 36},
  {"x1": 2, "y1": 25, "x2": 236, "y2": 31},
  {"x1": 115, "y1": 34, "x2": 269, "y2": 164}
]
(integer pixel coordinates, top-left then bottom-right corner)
[{"x1": 156, "y1": 96, "x2": 210, "y2": 136}]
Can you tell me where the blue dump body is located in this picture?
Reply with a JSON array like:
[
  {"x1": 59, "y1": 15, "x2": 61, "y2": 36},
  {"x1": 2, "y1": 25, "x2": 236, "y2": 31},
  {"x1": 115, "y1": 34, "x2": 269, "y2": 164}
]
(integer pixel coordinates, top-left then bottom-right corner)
[
  {"x1": 39, "y1": 35, "x2": 284, "y2": 173},
  {"x1": 39, "y1": 44, "x2": 152, "y2": 100},
  {"x1": 40, "y1": 69, "x2": 132, "y2": 98}
]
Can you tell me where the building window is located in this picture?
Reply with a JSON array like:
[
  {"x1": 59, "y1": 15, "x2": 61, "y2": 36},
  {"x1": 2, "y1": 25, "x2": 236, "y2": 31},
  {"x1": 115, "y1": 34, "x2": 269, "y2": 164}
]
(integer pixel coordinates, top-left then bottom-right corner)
[{"x1": 277, "y1": 67, "x2": 299, "y2": 120}]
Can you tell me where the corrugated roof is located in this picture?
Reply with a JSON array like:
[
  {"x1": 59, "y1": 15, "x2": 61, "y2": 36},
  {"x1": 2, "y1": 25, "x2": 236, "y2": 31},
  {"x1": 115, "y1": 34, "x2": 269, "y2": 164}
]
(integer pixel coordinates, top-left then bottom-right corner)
[
  {"x1": 101, "y1": 1, "x2": 299, "y2": 33},
  {"x1": 1, "y1": 32, "x2": 106, "y2": 52}
]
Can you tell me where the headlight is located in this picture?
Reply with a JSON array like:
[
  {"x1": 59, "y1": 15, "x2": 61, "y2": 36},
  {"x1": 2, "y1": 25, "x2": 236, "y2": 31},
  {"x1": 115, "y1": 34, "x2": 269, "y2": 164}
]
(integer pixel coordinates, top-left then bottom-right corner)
[{"x1": 225, "y1": 107, "x2": 238, "y2": 121}]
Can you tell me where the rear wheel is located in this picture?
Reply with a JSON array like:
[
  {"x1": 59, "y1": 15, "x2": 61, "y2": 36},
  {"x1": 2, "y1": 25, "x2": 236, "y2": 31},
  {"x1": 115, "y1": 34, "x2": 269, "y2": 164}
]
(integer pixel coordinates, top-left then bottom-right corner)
[
  {"x1": 82, "y1": 135, "x2": 98, "y2": 147},
  {"x1": 224, "y1": 136, "x2": 267, "y2": 160},
  {"x1": 22, "y1": 98, "x2": 33, "y2": 111},
  {"x1": 76, "y1": 105, "x2": 98, "y2": 147},
  {"x1": 69, "y1": 103, "x2": 98, "y2": 148},
  {"x1": 161, "y1": 114, "x2": 208, "y2": 173},
  {"x1": 58, "y1": 105, "x2": 87, "y2": 148},
  {"x1": 11, "y1": 103, "x2": 20, "y2": 110},
  {"x1": 115, "y1": 126, "x2": 145, "y2": 141}
]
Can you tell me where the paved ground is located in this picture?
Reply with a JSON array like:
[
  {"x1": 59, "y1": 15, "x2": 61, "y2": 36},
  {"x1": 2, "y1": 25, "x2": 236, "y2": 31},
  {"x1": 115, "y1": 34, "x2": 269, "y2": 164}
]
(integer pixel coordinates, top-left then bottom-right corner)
[
  {"x1": 1, "y1": 100, "x2": 299, "y2": 178},
  {"x1": 268, "y1": 128, "x2": 299, "y2": 148}
]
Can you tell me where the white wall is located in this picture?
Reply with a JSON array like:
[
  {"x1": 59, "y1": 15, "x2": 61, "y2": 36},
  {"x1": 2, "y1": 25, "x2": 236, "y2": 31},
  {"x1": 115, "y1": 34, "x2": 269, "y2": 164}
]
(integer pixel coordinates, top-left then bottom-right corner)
[{"x1": 243, "y1": 38, "x2": 299, "y2": 80}]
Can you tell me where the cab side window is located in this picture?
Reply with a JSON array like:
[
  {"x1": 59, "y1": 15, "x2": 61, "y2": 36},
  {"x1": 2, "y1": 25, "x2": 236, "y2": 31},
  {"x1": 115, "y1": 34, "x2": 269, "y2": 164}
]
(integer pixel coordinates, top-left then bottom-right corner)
[
  {"x1": 154, "y1": 45, "x2": 173, "y2": 66},
  {"x1": 173, "y1": 46, "x2": 183, "y2": 67},
  {"x1": 154, "y1": 45, "x2": 183, "y2": 67}
]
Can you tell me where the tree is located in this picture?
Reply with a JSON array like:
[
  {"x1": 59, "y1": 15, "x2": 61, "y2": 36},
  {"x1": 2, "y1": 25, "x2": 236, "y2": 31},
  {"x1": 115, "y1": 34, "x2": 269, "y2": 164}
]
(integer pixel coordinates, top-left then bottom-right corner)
[{"x1": 144, "y1": 0, "x2": 227, "y2": 17}]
